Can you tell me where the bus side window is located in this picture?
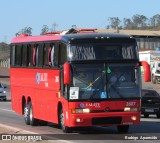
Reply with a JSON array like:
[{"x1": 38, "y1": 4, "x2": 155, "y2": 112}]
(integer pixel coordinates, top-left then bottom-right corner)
[
  {"x1": 44, "y1": 43, "x2": 52, "y2": 67},
  {"x1": 47, "y1": 44, "x2": 54, "y2": 67},
  {"x1": 22, "y1": 44, "x2": 28, "y2": 67},
  {"x1": 46, "y1": 43, "x2": 59, "y2": 68},
  {"x1": 59, "y1": 43, "x2": 67, "y2": 67},
  {"x1": 15, "y1": 45, "x2": 22, "y2": 66},
  {"x1": 28, "y1": 45, "x2": 35, "y2": 67},
  {"x1": 51, "y1": 45, "x2": 55, "y2": 66},
  {"x1": 36, "y1": 44, "x2": 44, "y2": 67},
  {"x1": 54, "y1": 43, "x2": 59, "y2": 67}
]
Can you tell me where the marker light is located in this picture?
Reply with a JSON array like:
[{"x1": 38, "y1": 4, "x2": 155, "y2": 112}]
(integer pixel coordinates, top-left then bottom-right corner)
[
  {"x1": 72, "y1": 109, "x2": 90, "y2": 114},
  {"x1": 3, "y1": 91, "x2": 6, "y2": 94},
  {"x1": 76, "y1": 118, "x2": 81, "y2": 123},
  {"x1": 131, "y1": 116, "x2": 137, "y2": 121},
  {"x1": 83, "y1": 109, "x2": 90, "y2": 113},
  {"x1": 124, "y1": 107, "x2": 130, "y2": 112},
  {"x1": 124, "y1": 107, "x2": 139, "y2": 112}
]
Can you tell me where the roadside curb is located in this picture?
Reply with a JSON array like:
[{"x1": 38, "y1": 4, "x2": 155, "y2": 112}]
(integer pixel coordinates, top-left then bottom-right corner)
[
  {"x1": 0, "y1": 123, "x2": 73, "y2": 143},
  {"x1": 0, "y1": 123, "x2": 37, "y2": 134}
]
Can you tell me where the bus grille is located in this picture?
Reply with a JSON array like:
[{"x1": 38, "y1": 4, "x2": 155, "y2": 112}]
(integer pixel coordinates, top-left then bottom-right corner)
[{"x1": 92, "y1": 117, "x2": 122, "y2": 125}]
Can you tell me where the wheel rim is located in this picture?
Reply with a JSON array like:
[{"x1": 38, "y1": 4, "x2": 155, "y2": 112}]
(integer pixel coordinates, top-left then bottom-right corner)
[
  {"x1": 30, "y1": 107, "x2": 33, "y2": 122},
  {"x1": 24, "y1": 106, "x2": 28, "y2": 119},
  {"x1": 60, "y1": 111, "x2": 65, "y2": 129}
]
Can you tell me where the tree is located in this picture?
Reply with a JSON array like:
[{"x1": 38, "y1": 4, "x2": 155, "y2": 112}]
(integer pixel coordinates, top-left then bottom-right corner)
[
  {"x1": 107, "y1": 17, "x2": 121, "y2": 29},
  {"x1": 132, "y1": 14, "x2": 148, "y2": 29},
  {"x1": 123, "y1": 18, "x2": 134, "y2": 29},
  {"x1": 150, "y1": 14, "x2": 160, "y2": 30},
  {"x1": 16, "y1": 27, "x2": 32, "y2": 36},
  {"x1": 40, "y1": 25, "x2": 49, "y2": 35}
]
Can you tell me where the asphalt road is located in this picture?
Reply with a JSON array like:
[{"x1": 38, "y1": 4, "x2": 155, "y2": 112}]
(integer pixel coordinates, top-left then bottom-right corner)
[{"x1": 0, "y1": 95, "x2": 160, "y2": 142}]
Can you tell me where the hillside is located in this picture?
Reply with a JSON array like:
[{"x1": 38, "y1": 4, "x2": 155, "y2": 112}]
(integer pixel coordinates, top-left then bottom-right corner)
[{"x1": 0, "y1": 42, "x2": 10, "y2": 60}]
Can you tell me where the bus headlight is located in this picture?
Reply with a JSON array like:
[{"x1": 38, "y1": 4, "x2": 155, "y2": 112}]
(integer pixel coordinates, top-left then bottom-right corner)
[
  {"x1": 124, "y1": 107, "x2": 139, "y2": 112},
  {"x1": 3, "y1": 91, "x2": 6, "y2": 94},
  {"x1": 71, "y1": 109, "x2": 90, "y2": 114}
]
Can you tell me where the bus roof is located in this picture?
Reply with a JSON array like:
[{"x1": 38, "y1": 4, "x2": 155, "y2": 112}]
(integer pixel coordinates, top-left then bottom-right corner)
[
  {"x1": 11, "y1": 34, "x2": 62, "y2": 44},
  {"x1": 62, "y1": 33, "x2": 133, "y2": 42},
  {"x1": 11, "y1": 33, "x2": 134, "y2": 44}
]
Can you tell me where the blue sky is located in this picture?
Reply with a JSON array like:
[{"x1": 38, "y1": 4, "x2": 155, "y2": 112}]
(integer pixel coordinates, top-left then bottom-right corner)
[{"x1": 0, "y1": 0, "x2": 160, "y2": 43}]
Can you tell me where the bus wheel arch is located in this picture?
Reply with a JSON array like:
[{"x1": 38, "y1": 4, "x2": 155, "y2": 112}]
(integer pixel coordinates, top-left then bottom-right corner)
[
  {"x1": 22, "y1": 96, "x2": 26, "y2": 115},
  {"x1": 58, "y1": 102, "x2": 62, "y2": 125},
  {"x1": 23, "y1": 96, "x2": 30, "y2": 125},
  {"x1": 58, "y1": 102, "x2": 72, "y2": 133},
  {"x1": 27, "y1": 96, "x2": 31, "y2": 104}
]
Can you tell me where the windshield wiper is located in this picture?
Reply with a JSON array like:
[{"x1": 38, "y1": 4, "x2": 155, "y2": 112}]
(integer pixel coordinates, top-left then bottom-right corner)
[{"x1": 86, "y1": 70, "x2": 105, "y2": 89}]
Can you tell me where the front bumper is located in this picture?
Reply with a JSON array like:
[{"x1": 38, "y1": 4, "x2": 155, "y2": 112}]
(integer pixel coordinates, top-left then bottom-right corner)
[
  {"x1": 141, "y1": 107, "x2": 160, "y2": 114},
  {"x1": 69, "y1": 112, "x2": 140, "y2": 127},
  {"x1": 0, "y1": 93, "x2": 7, "y2": 100}
]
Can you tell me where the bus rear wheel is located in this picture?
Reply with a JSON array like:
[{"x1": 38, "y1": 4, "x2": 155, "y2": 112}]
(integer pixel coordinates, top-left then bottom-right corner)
[
  {"x1": 24, "y1": 103, "x2": 30, "y2": 125},
  {"x1": 28, "y1": 102, "x2": 39, "y2": 126},
  {"x1": 59, "y1": 108, "x2": 71, "y2": 133},
  {"x1": 117, "y1": 125, "x2": 129, "y2": 133}
]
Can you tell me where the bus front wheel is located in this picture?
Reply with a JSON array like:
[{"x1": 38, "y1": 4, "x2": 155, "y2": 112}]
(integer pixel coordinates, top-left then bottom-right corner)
[
  {"x1": 117, "y1": 125, "x2": 129, "y2": 133},
  {"x1": 59, "y1": 108, "x2": 71, "y2": 133}
]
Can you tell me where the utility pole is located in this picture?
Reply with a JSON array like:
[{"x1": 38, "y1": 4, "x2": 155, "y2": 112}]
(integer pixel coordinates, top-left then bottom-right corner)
[
  {"x1": 116, "y1": 17, "x2": 119, "y2": 33},
  {"x1": 52, "y1": 22, "x2": 58, "y2": 31}
]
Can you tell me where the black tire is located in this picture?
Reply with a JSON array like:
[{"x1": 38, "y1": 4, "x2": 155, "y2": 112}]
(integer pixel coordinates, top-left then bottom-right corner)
[
  {"x1": 28, "y1": 102, "x2": 39, "y2": 126},
  {"x1": 144, "y1": 114, "x2": 149, "y2": 118},
  {"x1": 117, "y1": 125, "x2": 129, "y2": 133},
  {"x1": 157, "y1": 114, "x2": 160, "y2": 118},
  {"x1": 39, "y1": 120, "x2": 48, "y2": 126},
  {"x1": 59, "y1": 108, "x2": 71, "y2": 133},
  {"x1": 152, "y1": 75, "x2": 156, "y2": 84},
  {"x1": 24, "y1": 103, "x2": 30, "y2": 125}
]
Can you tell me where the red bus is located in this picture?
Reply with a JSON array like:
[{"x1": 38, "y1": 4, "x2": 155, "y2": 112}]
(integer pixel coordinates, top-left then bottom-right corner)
[{"x1": 10, "y1": 30, "x2": 151, "y2": 133}]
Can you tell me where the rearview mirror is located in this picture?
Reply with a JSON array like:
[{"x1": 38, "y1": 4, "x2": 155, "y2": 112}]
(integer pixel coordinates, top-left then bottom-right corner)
[
  {"x1": 63, "y1": 62, "x2": 71, "y2": 85},
  {"x1": 141, "y1": 61, "x2": 151, "y2": 82}
]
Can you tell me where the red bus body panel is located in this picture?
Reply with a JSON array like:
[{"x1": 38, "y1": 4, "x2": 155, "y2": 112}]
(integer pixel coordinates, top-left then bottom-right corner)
[{"x1": 10, "y1": 68, "x2": 61, "y2": 123}]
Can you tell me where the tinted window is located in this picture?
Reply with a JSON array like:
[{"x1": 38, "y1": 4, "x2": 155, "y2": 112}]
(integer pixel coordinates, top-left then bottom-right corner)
[
  {"x1": 22, "y1": 45, "x2": 28, "y2": 67},
  {"x1": 44, "y1": 43, "x2": 51, "y2": 67},
  {"x1": 142, "y1": 90, "x2": 159, "y2": 97},
  {"x1": 36, "y1": 44, "x2": 44, "y2": 67},
  {"x1": 59, "y1": 43, "x2": 67, "y2": 66},
  {"x1": 15, "y1": 45, "x2": 22, "y2": 66},
  {"x1": 28, "y1": 45, "x2": 35, "y2": 67},
  {"x1": 54, "y1": 44, "x2": 59, "y2": 67},
  {"x1": 69, "y1": 43, "x2": 137, "y2": 61}
]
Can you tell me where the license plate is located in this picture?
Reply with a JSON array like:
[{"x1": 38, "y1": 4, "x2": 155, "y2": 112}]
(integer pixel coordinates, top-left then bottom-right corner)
[{"x1": 145, "y1": 109, "x2": 154, "y2": 112}]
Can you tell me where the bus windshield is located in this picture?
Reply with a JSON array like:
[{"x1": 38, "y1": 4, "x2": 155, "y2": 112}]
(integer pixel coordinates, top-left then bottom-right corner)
[
  {"x1": 69, "y1": 63, "x2": 141, "y2": 100},
  {"x1": 69, "y1": 43, "x2": 138, "y2": 61}
]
